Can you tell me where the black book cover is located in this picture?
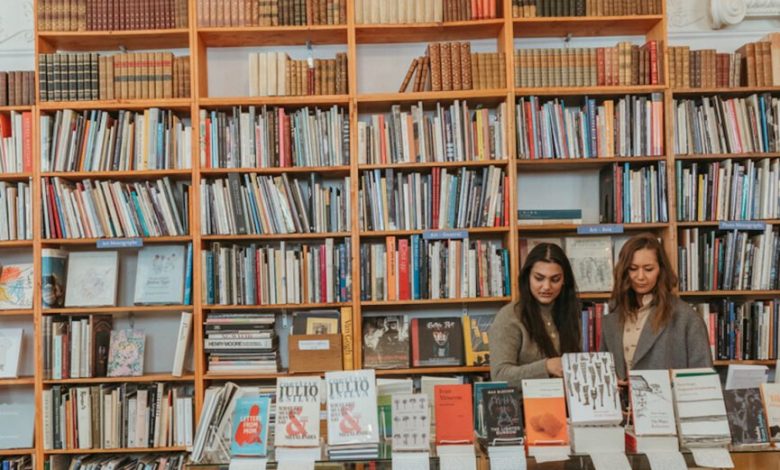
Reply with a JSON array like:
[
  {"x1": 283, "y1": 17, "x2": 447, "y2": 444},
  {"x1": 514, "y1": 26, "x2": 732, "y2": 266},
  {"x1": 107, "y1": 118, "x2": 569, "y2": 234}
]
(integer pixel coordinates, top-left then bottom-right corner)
[
  {"x1": 411, "y1": 316, "x2": 464, "y2": 367},
  {"x1": 724, "y1": 388, "x2": 769, "y2": 447},
  {"x1": 482, "y1": 388, "x2": 524, "y2": 446},
  {"x1": 362, "y1": 315, "x2": 409, "y2": 369}
]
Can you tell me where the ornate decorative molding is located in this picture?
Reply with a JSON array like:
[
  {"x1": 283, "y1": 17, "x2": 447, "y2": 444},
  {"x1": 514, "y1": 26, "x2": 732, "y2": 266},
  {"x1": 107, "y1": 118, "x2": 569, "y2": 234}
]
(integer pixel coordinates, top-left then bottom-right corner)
[{"x1": 710, "y1": 0, "x2": 780, "y2": 29}]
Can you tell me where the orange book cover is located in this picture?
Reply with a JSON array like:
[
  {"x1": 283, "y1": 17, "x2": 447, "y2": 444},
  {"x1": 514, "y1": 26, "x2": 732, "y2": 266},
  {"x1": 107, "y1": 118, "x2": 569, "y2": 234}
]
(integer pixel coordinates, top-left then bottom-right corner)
[
  {"x1": 434, "y1": 383, "x2": 474, "y2": 444},
  {"x1": 386, "y1": 236, "x2": 396, "y2": 301},
  {"x1": 522, "y1": 378, "x2": 569, "y2": 447}
]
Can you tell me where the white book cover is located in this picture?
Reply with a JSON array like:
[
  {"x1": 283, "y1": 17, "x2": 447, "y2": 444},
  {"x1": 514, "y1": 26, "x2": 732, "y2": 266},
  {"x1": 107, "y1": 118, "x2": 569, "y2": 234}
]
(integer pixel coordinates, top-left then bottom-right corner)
[
  {"x1": 171, "y1": 311, "x2": 193, "y2": 376},
  {"x1": 275, "y1": 376, "x2": 322, "y2": 448},
  {"x1": 760, "y1": 383, "x2": 780, "y2": 442},
  {"x1": 561, "y1": 352, "x2": 622, "y2": 425},
  {"x1": 134, "y1": 245, "x2": 186, "y2": 305},
  {"x1": 672, "y1": 369, "x2": 727, "y2": 419},
  {"x1": 0, "y1": 403, "x2": 34, "y2": 449},
  {"x1": 0, "y1": 263, "x2": 33, "y2": 309},
  {"x1": 391, "y1": 393, "x2": 430, "y2": 451},
  {"x1": 76, "y1": 387, "x2": 92, "y2": 449},
  {"x1": 326, "y1": 369, "x2": 379, "y2": 446},
  {"x1": 564, "y1": 236, "x2": 614, "y2": 292},
  {"x1": 629, "y1": 370, "x2": 676, "y2": 436},
  {"x1": 0, "y1": 328, "x2": 22, "y2": 378},
  {"x1": 64, "y1": 251, "x2": 119, "y2": 307}
]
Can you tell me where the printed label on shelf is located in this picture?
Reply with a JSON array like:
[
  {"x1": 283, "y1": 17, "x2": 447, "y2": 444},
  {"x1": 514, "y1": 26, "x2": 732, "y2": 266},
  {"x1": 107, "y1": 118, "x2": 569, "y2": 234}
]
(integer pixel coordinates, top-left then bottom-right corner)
[
  {"x1": 423, "y1": 230, "x2": 469, "y2": 240},
  {"x1": 96, "y1": 238, "x2": 144, "y2": 249},
  {"x1": 299, "y1": 340, "x2": 330, "y2": 351},
  {"x1": 576, "y1": 224, "x2": 624, "y2": 235},
  {"x1": 718, "y1": 221, "x2": 767, "y2": 231}
]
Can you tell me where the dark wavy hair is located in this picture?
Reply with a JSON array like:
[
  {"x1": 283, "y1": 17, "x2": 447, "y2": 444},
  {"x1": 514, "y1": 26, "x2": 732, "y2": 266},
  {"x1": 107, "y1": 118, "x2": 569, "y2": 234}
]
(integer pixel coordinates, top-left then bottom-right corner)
[
  {"x1": 611, "y1": 233, "x2": 677, "y2": 331},
  {"x1": 518, "y1": 243, "x2": 581, "y2": 357}
]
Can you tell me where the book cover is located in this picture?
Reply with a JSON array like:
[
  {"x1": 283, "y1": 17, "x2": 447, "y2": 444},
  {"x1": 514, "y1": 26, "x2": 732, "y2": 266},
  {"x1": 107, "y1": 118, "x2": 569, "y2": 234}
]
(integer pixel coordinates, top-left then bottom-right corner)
[
  {"x1": 230, "y1": 395, "x2": 272, "y2": 457},
  {"x1": 482, "y1": 388, "x2": 523, "y2": 446},
  {"x1": 362, "y1": 315, "x2": 409, "y2": 369},
  {"x1": 564, "y1": 237, "x2": 614, "y2": 292},
  {"x1": 64, "y1": 251, "x2": 119, "y2": 308},
  {"x1": 474, "y1": 381, "x2": 507, "y2": 437},
  {"x1": 724, "y1": 388, "x2": 769, "y2": 447},
  {"x1": 0, "y1": 263, "x2": 33, "y2": 309},
  {"x1": 463, "y1": 314, "x2": 493, "y2": 366},
  {"x1": 171, "y1": 311, "x2": 192, "y2": 377},
  {"x1": 761, "y1": 383, "x2": 780, "y2": 442},
  {"x1": 391, "y1": 393, "x2": 430, "y2": 451},
  {"x1": 562, "y1": 353, "x2": 622, "y2": 425},
  {"x1": 326, "y1": 369, "x2": 379, "y2": 446},
  {"x1": 629, "y1": 369, "x2": 676, "y2": 436},
  {"x1": 274, "y1": 376, "x2": 322, "y2": 447},
  {"x1": 292, "y1": 310, "x2": 340, "y2": 335},
  {"x1": 0, "y1": 403, "x2": 34, "y2": 449},
  {"x1": 89, "y1": 314, "x2": 113, "y2": 377},
  {"x1": 522, "y1": 379, "x2": 569, "y2": 447},
  {"x1": 434, "y1": 383, "x2": 474, "y2": 445},
  {"x1": 305, "y1": 317, "x2": 339, "y2": 335},
  {"x1": 410, "y1": 317, "x2": 464, "y2": 367},
  {"x1": 41, "y1": 249, "x2": 68, "y2": 308},
  {"x1": 672, "y1": 368, "x2": 731, "y2": 447},
  {"x1": 0, "y1": 328, "x2": 23, "y2": 378},
  {"x1": 133, "y1": 245, "x2": 186, "y2": 305},
  {"x1": 106, "y1": 329, "x2": 146, "y2": 377}
]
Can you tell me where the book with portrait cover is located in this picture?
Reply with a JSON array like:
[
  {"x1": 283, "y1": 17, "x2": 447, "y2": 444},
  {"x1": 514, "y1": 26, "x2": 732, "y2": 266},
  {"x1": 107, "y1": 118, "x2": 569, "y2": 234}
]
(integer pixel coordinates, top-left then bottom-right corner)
[
  {"x1": 521, "y1": 379, "x2": 569, "y2": 448},
  {"x1": 231, "y1": 395, "x2": 272, "y2": 457},
  {"x1": 410, "y1": 317, "x2": 464, "y2": 367},
  {"x1": 724, "y1": 388, "x2": 770, "y2": 448},
  {"x1": 760, "y1": 383, "x2": 780, "y2": 443},
  {"x1": 434, "y1": 383, "x2": 474, "y2": 445},
  {"x1": 481, "y1": 387, "x2": 523, "y2": 446},
  {"x1": 362, "y1": 315, "x2": 409, "y2": 369},
  {"x1": 41, "y1": 249, "x2": 67, "y2": 308},
  {"x1": 274, "y1": 376, "x2": 322, "y2": 448},
  {"x1": 326, "y1": 369, "x2": 379, "y2": 446}
]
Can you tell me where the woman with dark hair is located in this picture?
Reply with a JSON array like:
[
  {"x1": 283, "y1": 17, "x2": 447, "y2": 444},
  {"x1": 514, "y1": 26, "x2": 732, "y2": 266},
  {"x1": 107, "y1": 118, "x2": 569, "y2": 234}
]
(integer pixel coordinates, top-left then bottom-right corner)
[
  {"x1": 489, "y1": 243, "x2": 581, "y2": 387},
  {"x1": 600, "y1": 233, "x2": 711, "y2": 380}
]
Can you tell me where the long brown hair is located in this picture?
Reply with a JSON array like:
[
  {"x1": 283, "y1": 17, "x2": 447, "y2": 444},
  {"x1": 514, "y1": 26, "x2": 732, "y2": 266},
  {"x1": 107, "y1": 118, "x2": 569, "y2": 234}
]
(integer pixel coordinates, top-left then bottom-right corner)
[
  {"x1": 612, "y1": 233, "x2": 677, "y2": 331},
  {"x1": 518, "y1": 243, "x2": 581, "y2": 357}
]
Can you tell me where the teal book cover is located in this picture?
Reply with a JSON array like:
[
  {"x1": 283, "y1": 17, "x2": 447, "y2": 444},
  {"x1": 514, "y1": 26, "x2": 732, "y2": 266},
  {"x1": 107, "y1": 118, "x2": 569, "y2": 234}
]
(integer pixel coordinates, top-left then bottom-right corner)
[{"x1": 231, "y1": 395, "x2": 271, "y2": 457}]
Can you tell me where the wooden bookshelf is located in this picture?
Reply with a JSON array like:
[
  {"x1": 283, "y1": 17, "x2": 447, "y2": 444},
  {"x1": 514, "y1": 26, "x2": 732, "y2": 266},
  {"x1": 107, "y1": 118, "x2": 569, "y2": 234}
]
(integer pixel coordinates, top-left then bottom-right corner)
[
  {"x1": 356, "y1": 89, "x2": 509, "y2": 110},
  {"x1": 375, "y1": 366, "x2": 490, "y2": 376},
  {"x1": 41, "y1": 236, "x2": 193, "y2": 245},
  {"x1": 0, "y1": 172, "x2": 33, "y2": 182},
  {"x1": 672, "y1": 86, "x2": 780, "y2": 96},
  {"x1": 199, "y1": 95, "x2": 351, "y2": 107},
  {"x1": 199, "y1": 165, "x2": 351, "y2": 176},
  {"x1": 40, "y1": 169, "x2": 194, "y2": 181},
  {"x1": 0, "y1": 449, "x2": 35, "y2": 457},
  {"x1": 518, "y1": 222, "x2": 669, "y2": 233},
  {"x1": 679, "y1": 290, "x2": 780, "y2": 298},
  {"x1": 0, "y1": 309, "x2": 34, "y2": 316},
  {"x1": 514, "y1": 85, "x2": 665, "y2": 96},
  {"x1": 516, "y1": 156, "x2": 666, "y2": 172},
  {"x1": 37, "y1": 29, "x2": 191, "y2": 51},
  {"x1": 37, "y1": 99, "x2": 193, "y2": 111},
  {"x1": 0, "y1": 376, "x2": 35, "y2": 386},
  {"x1": 677, "y1": 220, "x2": 780, "y2": 228},
  {"x1": 41, "y1": 305, "x2": 193, "y2": 315},
  {"x1": 197, "y1": 25, "x2": 349, "y2": 47},
  {"x1": 675, "y1": 152, "x2": 780, "y2": 161},
  {"x1": 714, "y1": 359, "x2": 777, "y2": 367},
  {"x1": 512, "y1": 15, "x2": 663, "y2": 38},
  {"x1": 358, "y1": 227, "x2": 509, "y2": 237},
  {"x1": 361, "y1": 296, "x2": 512, "y2": 307},
  {"x1": 355, "y1": 19, "x2": 505, "y2": 44},
  {"x1": 201, "y1": 232, "x2": 352, "y2": 241},
  {"x1": 359, "y1": 160, "x2": 510, "y2": 170},
  {"x1": 43, "y1": 374, "x2": 195, "y2": 385},
  {"x1": 43, "y1": 447, "x2": 188, "y2": 455},
  {"x1": 0, "y1": 240, "x2": 33, "y2": 249}
]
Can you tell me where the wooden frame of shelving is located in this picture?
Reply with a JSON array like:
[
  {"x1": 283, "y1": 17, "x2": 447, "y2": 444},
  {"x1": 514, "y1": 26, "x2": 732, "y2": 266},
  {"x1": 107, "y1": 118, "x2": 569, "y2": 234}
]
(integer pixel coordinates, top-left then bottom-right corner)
[{"x1": 0, "y1": 0, "x2": 768, "y2": 468}]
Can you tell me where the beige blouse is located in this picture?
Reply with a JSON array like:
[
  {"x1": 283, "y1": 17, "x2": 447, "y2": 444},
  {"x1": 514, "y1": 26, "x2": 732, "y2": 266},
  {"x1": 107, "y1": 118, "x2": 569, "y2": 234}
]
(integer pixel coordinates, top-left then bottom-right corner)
[{"x1": 623, "y1": 294, "x2": 654, "y2": 369}]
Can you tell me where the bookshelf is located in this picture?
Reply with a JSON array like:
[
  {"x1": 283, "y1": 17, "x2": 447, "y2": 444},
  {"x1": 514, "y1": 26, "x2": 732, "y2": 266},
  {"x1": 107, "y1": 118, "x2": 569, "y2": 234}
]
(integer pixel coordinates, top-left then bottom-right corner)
[{"x1": 0, "y1": 0, "x2": 769, "y2": 468}]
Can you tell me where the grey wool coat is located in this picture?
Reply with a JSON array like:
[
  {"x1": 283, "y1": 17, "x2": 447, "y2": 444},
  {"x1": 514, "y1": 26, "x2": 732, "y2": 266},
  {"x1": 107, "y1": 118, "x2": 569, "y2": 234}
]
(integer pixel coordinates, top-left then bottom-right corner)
[{"x1": 599, "y1": 296, "x2": 713, "y2": 380}]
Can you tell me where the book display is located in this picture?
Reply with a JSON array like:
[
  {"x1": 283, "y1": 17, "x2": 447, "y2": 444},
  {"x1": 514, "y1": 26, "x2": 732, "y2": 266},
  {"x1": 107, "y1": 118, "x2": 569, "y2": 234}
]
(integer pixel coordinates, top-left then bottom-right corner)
[{"x1": 0, "y1": 1, "x2": 776, "y2": 469}]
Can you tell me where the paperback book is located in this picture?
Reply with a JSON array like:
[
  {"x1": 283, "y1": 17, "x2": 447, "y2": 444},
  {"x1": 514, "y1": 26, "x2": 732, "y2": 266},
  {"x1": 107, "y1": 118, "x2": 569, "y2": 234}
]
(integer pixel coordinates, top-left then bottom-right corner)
[
  {"x1": 64, "y1": 251, "x2": 119, "y2": 307},
  {"x1": 326, "y1": 369, "x2": 379, "y2": 446},
  {"x1": 463, "y1": 314, "x2": 493, "y2": 366},
  {"x1": 522, "y1": 379, "x2": 569, "y2": 448},
  {"x1": 391, "y1": 393, "x2": 430, "y2": 451},
  {"x1": 275, "y1": 376, "x2": 322, "y2": 448},
  {"x1": 561, "y1": 352, "x2": 622, "y2": 425},
  {"x1": 724, "y1": 388, "x2": 770, "y2": 448},
  {"x1": 41, "y1": 249, "x2": 67, "y2": 308},
  {"x1": 628, "y1": 369, "x2": 676, "y2": 436},
  {"x1": 434, "y1": 383, "x2": 474, "y2": 445},
  {"x1": 362, "y1": 315, "x2": 409, "y2": 369},
  {"x1": 134, "y1": 245, "x2": 186, "y2": 305},
  {"x1": 106, "y1": 329, "x2": 145, "y2": 377},
  {"x1": 410, "y1": 317, "x2": 464, "y2": 367},
  {"x1": 0, "y1": 328, "x2": 22, "y2": 378},
  {"x1": 231, "y1": 395, "x2": 272, "y2": 457},
  {"x1": 761, "y1": 383, "x2": 780, "y2": 442},
  {"x1": 481, "y1": 388, "x2": 523, "y2": 446},
  {"x1": 0, "y1": 263, "x2": 33, "y2": 309}
]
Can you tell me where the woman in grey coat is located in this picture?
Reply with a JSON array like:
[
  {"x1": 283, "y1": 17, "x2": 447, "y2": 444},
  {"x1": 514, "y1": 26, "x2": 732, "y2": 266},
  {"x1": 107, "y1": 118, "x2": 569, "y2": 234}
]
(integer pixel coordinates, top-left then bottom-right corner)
[{"x1": 600, "y1": 233, "x2": 712, "y2": 380}]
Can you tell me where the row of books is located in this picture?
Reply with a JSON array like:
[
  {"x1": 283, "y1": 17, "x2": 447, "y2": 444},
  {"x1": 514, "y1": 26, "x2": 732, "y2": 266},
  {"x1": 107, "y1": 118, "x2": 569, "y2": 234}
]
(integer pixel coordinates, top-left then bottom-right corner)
[
  {"x1": 598, "y1": 162, "x2": 669, "y2": 224},
  {"x1": 248, "y1": 52, "x2": 348, "y2": 97},
  {"x1": 0, "y1": 71, "x2": 35, "y2": 107},
  {"x1": 41, "y1": 109, "x2": 192, "y2": 172},
  {"x1": 673, "y1": 94, "x2": 780, "y2": 155},
  {"x1": 37, "y1": 0, "x2": 189, "y2": 31},
  {"x1": 511, "y1": 0, "x2": 662, "y2": 17},
  {"x1": 358, "y1": 166, "x2": 508, "y2": 231},
  {"x1": 200, "y1": 174, "x2": 351, "y2": 235},
  {"x1": 359, "y1": 237, "x2": 509, "y2": 301},
  {"x1": 516, "y1": 94, "x2": 665, "y2": 159},
  {"x1": 514, "y1": 41, "x2": 663, "y2": 89},
  {"x1": 197, "y1": 0, "x2": 347, "y2": 27},
  {"x1": 0, "y1": 456, "x2": 30, "y2": 470},
  {"x1": 697, "y1": 300, "x2": 780, "y2": 361},
  {"x1": 38, "y1": 53, "x2": 191, "y2": 102},
  {"x1": 0, "y1": 181, "x2": 32, "y2": 241},
  {"x1": 0, "y1": 111, "x2": 33, "y2": 174},
  {"x1": 401, "y1": 42, "x2": 504, "y2": 93},
  {"x1": 199, "y1": 106, "x2": 350, "y2": 169},
  {"x1": 201, "y1": 239, "x2": 353, "y2": 306},
  {"x1": 42, "y1": 383, "x2": 194, "y2": 450},
  {"x1": 356, "y1": 101, "x2": 509, "y2": 164},
  {"x1": 204, "y1": 312, "x2": 278, "y2": 375},
  {"x1": 47, "y1": 454, "x2": 185, "y2": 470},
  {"x1": 356, "y1": 0, "x2": 498, "y2": 24},
  {"x1": 675, "y1": 159, "x2": 780, "y2": 222},
  {"x1": 41, "y1": 177, "x2": 190, "y2": 239},
  {"x1": 678, "y1": 226, "x2": 780, "y2": 292}
]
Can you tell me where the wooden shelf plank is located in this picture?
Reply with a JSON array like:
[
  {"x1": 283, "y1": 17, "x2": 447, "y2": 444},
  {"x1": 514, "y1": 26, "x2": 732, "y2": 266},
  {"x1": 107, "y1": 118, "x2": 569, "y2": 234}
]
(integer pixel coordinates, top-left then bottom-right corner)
[
  {"x1": 357, "y1": 89, "x2": 508, "y2": 111},
  {"x1": 204, "y1": 302, "x2": 349, "y2": 310},
  {"x1": 0, "y1": 240, "x2": 33, "y2": 249},
  {"x1": 42, "y1": 236, "x2": 192, "y2": 245},
  {"x1": 513, "y1": 15, "x2": 663, "y2": 38},
  {"x1": 0, "y1": 309, "x2": 34, "y2": 316},
  {"x1": 376, "y1": 366, "x2": 490, "y2": 376},
  {"x1": 197, "y1": 25, "x2": 348, "y2": 47},
  {"x1": 0, "y1": 172, "x2": 33, "y2": 182},
  {"x1": 200, "y1": 165, "x2": 351, "y2": 176},
  {"x1": 43, "y1": 305, "x2": 192, "y2": 315},
  {"x1": 359, "y1": 160, "x2": 509, "y2": 171},
  {"x1": 204, "y1": 372, "x2": 288, "y2": 380},
  {"x1": 42, "y1": 169, "x2": 193, "y2": 181},
  {"x1": 677, "y1": 220, "x2": 780, "y2": 228},
  {"x1": 0, "y1": 449, "x2": 35, "y2": 456},
  {"x1": 679, "y1": 290, "x2": 780, "y2": 297},
  {"x1": 359, "y1": 227, "x2": 509, "y2": 237},
  {"x1": 0, "y1": 377, "x2": 35, "y2": 386},
  {"x1": 202, "y1": 232, "x2": 351, "y2": 242},
  {"x1": 362, "y1": 297, "x2": 511, "y2": 307},
  {"x1": 517, "y1": 156, "x2": 666, "y2": 171},
  {"x1": 38, "y1": 99, "x2": 192, "y2": 111},
  {"x1": 714, "y1": 360, "x2": 777, "y2": 366},
  {"x1": 44, "y1": 374, "x2": 195, "y2": 385},
  {"x1": 515, "y1": 85, "x2": 665, "y2": 96},
  {"x1": 675, "y1": 152, "x2": 780, "y2": 161},
  {"x1": 356, "y1": 20, "x2": 504, "y2": 44},
  {"x1": 578, "y1": 292, "x2": 612, "y2": 300},
  {"x1": 0, "y1": 106, "x2": 34, "y2": 112},
  {"x1": 199, "y1": 95, "x2": 350, "y2": 108},
  {"x1": 673, "y1": 86, "x2": 780, "y2": 96},
  {"x1": 38, "y1": 29, "x2": 190, "y2": 51},
  {"x1": 44, "y1": 446, "x2": 188, "y2": 455},
  {"x1": 518, "y1": 223, "x2": 668, "y2": 232}
]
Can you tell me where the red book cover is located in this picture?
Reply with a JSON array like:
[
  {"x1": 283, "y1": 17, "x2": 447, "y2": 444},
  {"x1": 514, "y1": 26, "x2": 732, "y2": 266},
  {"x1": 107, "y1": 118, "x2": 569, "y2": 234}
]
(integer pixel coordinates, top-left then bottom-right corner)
[
  {"x1": 595, "y1": 302, "x2": 603, "y2": 350},
  {"x1": 204, "y1": 115, "x2": 211, "y2": 168},
  {"x1": 645, "y1": 41, "x2": 658, "y2": 85},
  {"x1": 502, "y1": 175, "x2": 509, "y2": 226},
  {"x1": 398, "y1": 239, "x2": 410, "y2": 300},
  {"x1": 410, "y1": 316, "x2": 419, "y2": 365},
  {"x1": 596, "y1": 48, "x2": 606, "y2": 87},
  {"x1": 48, "y1": 180, "x2": 63, "y2": 239},
  {"x1": 471, "y1": 0, "x2": 478, "y2": 19},
  {"x1": 524, "y1": 100, "x2": 536, "y2": 159},
  {"x1": 276, "y1": 107, "x2": 286, "y2": 166},
  {"x1": 431, "y1": 167, "x2": 440, "y2": 229},
  {"x1": 434, "y1": 384, "x2": 474, "y2": 444},
  {"x1": 0, "y1": 113, "x2": 11, "y2": 139}
]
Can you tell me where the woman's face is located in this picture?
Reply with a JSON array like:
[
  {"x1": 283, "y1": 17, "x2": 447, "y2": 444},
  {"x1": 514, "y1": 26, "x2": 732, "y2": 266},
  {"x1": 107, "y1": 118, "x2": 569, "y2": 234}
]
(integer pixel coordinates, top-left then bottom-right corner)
[
  {"x1": 628, "y1": 248, "x2": 660, "y2": 295},
  {"x1": 529, "y1": 261, "x2": 564, "y2": 305}
]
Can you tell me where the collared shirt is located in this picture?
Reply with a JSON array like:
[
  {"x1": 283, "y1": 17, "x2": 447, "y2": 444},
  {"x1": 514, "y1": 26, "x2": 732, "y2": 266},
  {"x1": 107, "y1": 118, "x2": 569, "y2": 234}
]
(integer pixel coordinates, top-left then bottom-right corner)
[{"x1": 623, "y1": 294, "x2": 654, "y2": 369}]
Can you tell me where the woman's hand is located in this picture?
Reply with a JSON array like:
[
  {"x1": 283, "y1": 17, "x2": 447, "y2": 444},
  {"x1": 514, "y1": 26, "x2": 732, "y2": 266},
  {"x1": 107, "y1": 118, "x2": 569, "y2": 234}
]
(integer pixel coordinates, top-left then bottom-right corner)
[{"x1": 545, "y1": 357, "x2": 563, "y2": 377}]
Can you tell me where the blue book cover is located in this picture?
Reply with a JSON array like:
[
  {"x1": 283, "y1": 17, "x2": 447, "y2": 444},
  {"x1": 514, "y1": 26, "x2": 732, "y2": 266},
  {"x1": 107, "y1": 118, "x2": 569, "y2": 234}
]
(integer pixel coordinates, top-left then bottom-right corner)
[
  {"x1": 231, "y1": 395, "x2": 272, "y2": 457},
  {"x1": 473, "y1": 381, "x2": 507, "y2": 437},
  {"x1": 183, "y1": 243, "x2": 193, "y2": 305}
]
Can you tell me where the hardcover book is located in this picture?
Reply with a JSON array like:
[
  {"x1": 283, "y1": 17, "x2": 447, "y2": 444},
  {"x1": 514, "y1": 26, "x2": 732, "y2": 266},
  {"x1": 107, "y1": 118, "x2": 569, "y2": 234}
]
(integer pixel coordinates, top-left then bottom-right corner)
[
  {"x1": 64, "y1": 251, "x2": 119, "y2": 307},
  {"x1": 89, "y1": 314, "x2": 113, "y2": 377},
  {"x1": 0, "y1": 263, "x2": 33, "y2": 309},
  {"x1": 326, "y1": 369, "x2": 379, "y2": 446},
  {"x1": 133, "y1": 245, "x2": 186, "y2": 305},
  {"x1": 231, "y1": 395, "x2": 272, "y2": 457},
  {"x1": 0, "y1": 328, "x2": 23, "y2": 378},
  {"x1": 561, "y1": 352, "x2": 622, "y2": 425},
  {"x1": 672, "y1": 368, "x2": 731, "y2": 448},
  {"x1": 761, "y1": 383, "x2": 780, "y2": 442},
  {"x1": 41, "y1": 249, "x2": 68, "y2": 308},
  {"x1": 474, "y1": 381, "x2": 507, "y2": 437},
  {"x1": 522, "y1": 379, "x2": 569, "y2": 447},
  {"x1": 463, "y1": 314, "x2": 493, "y2": 366},
  {"x1": 434, "y1": 383, "x2": 474, "y2": 445},
  {"x1": 362, "y1": 315, "x2": 409, "y2": 369},
  {"x1": 724, "y1": 388, "x2": 770, "y2": 448},
  {"x1": 391, "y1": 393, "x2": 430, "y2": 451},
  {"x1": 275, "y1": 376, "x2": 322, "y2": 448},
  {"x1": 0, "y1": 404, "x2": 34, "y2": 449},
  {"x1": 629, "y1": 369, "x2": 676, "y2": 436},
  {"x1": 564, "y1": 237, "x2": 614, "y2": 292},
  {"x1": 481, "y1": 388, "x2": 523, "y2": 446},
  {"x1": 106, "y1": 329, "x2": 145, "y2": 377},
  {"x1": 410, "y1": 317, "x2": 464, "y2": 367}
]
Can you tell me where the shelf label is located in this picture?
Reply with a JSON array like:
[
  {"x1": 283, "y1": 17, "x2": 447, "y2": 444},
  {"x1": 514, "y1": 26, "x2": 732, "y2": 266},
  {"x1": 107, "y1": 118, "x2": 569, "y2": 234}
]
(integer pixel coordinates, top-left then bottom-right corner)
[
  {"x1": 718, "y1": 221, "x2": 767, "y2": 231},
  {"x1": 576, "y1": 224, "x2": 624, "y2": 235},
  {"x1": 96, "y1": 238, "x2": 144, "y2": 249},
  {"x1": 423, "y1": 230, "x2": 468, "y2": 240},
  {"x1": 298, "y1": 340, "x2": 330, "y2": 351}
]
